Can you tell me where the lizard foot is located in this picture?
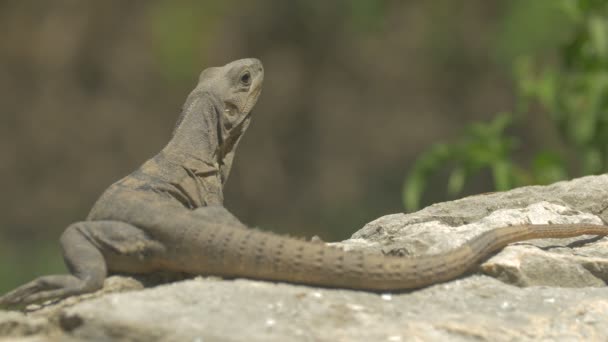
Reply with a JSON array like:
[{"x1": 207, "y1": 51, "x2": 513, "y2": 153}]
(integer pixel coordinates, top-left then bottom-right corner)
[{"x1": 0, "y1": 275, "x2": 89, "y2": 308}]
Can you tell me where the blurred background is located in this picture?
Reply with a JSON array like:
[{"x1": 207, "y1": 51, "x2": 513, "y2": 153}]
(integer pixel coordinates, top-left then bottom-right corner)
[{"x1": 2, "y1": 0, "x2": 606, "y2": 292}]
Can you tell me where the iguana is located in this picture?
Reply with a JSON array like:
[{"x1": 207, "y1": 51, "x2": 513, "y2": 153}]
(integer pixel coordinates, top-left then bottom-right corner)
[{"x1": 1, "y1": 58, "x2": 608, "y2": 308}]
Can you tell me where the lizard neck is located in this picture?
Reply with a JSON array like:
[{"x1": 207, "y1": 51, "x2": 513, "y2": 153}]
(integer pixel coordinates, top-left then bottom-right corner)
[
  {"x1": 160, "y1": 90, "x2": 249, "y2": 191},
  {"x1": 163, "y1": 91, "x2": 223, "y2": 165}
]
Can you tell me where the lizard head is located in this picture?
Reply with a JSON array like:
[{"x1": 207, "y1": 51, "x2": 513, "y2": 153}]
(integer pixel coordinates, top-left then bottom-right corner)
[
  {"x1": 197, "y1": 58, "x2": 264, "y2": 134},
  {"x1": 170, "y1": 58, "x2": 263, "y2": 169}
]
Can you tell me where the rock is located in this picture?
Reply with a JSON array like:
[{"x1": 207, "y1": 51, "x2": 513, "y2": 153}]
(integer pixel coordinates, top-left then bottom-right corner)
[
  {"x1": 1, "y1": 175, "x2": 608, "y2": 341},
  {"x1": 64, "y1": 277, "x2": 608, "y2": 341},
  {"x1": 0, "y1": 311, "x2": 54, "y2": 340}
]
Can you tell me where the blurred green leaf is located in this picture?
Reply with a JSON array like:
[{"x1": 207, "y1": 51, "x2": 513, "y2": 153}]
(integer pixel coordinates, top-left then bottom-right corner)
[
  {"x1": 403, "y1": 113, "x2": 518, "y2": 211},
  {"x1": 583, "y1": 147, "x2": 603, "y2": 173},
  {"x1": 558, "y1": 0, "x2": 584, "y2": 21},
  {"x1": 531, "y1": 151, "x2": 568, "y2": 184},
  {"x1": 148, "y1": 0, "x2": 230, "y2": 81},
  {"x1": 495, "y1": 0, "x2": 574, "y2": 63},
  {"x1": 403, "y1": 144, "x2": 450, "y2": 211},
  {"x1": 492, "y1": 160, "x2": 513, "y2": 191},
  {"x1": 347, "y1": 0, "x2": 387, "y2": 32},
  {"x1": 589, "y1": 16, "x2": 608, "y2": 58},
  {"x1": 447, "y1": 166, "x2": 466, "y2": 196}
]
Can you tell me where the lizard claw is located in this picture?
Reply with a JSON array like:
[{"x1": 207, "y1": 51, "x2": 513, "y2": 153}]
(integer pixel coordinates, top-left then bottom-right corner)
[{"x1": 0, "y1": 275, "x2": 83, "y2": 308}]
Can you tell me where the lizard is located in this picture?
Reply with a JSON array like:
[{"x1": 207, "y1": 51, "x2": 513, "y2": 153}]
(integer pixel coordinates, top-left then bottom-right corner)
[{"x1": 2, "y1": 57, "x2": 608, "y2": 308}]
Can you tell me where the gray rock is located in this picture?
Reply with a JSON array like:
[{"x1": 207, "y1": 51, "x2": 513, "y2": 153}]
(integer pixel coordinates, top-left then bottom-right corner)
[
  {"x1": 62, "y1": 277, "x2": 608, "y2": 342},
  {"x1": 0, "y1": 311, "x2": 53, "y2": 340},
  {"x1": 2, "y1": 175, "x2": 608, "y2": 341}
]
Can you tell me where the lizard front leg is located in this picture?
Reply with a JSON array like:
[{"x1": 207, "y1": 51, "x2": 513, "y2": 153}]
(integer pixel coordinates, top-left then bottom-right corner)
[{"x1": 0, "y1": 220, "x2": 164, "y2": 308}]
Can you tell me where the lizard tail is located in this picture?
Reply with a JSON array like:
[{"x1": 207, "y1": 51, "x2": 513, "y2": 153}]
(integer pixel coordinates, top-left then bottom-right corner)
[{"x1": 189, "y1": 223, "x2": 608, "y2": 291}]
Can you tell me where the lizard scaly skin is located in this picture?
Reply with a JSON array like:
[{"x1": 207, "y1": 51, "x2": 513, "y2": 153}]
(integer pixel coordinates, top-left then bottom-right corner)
[{"x1": 1, "y1": 58, "x2": 607, "y2": 307}]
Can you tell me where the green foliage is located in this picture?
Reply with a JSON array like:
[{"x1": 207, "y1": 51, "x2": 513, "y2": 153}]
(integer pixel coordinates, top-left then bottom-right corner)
[
  {"x1": 404, "y1": 0, "x2": 608, "y2": 211},
  {"x1": 494, "y1": 0, "x2": 573, "y2": 63},
  {"x1": 148, "y1": 0, "x2": 231, "y2": 81},
  {"x1": 346, "y1": 0, "x2": 388, "y2": 32},
  {"x1": 404, "y1": 113, "x2": 521, "y2": 210}
]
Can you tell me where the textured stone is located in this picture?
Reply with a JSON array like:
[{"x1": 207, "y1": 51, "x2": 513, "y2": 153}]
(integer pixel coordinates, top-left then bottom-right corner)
[{"x1": 59, "y1": 277, "x2": 608, "y2": 341}]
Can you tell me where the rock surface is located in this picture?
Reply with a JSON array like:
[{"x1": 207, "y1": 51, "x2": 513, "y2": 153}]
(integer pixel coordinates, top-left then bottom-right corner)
[{"x1": 2, "y1": 175, "x2": 608, "y2": 341}]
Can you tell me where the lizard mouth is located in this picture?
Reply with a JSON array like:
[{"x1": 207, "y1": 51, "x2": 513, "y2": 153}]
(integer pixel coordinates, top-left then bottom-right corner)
[
  {"x1": 242, "y1": 87, "x2": 262, "y2": 115},
  {"x1": 231, "y1": 111, "x2": 252, "y2": 133},
  {"x1": 241, "y1": 73, "x2": 263, "y2": 115}
]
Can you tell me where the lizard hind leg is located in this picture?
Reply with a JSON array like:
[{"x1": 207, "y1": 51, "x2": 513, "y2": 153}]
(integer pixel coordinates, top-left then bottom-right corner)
[
  {"x1": 0, "y1": 221, "x2": 111, "y2": 308},
  {"x1": 0, "y1": 220, "x2": 162, "y2": 308}
]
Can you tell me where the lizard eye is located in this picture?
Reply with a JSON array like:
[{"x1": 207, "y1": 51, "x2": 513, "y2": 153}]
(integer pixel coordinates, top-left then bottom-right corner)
[{"x1": 240, "y1": 72, "x2": 251, "y2": 85}]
